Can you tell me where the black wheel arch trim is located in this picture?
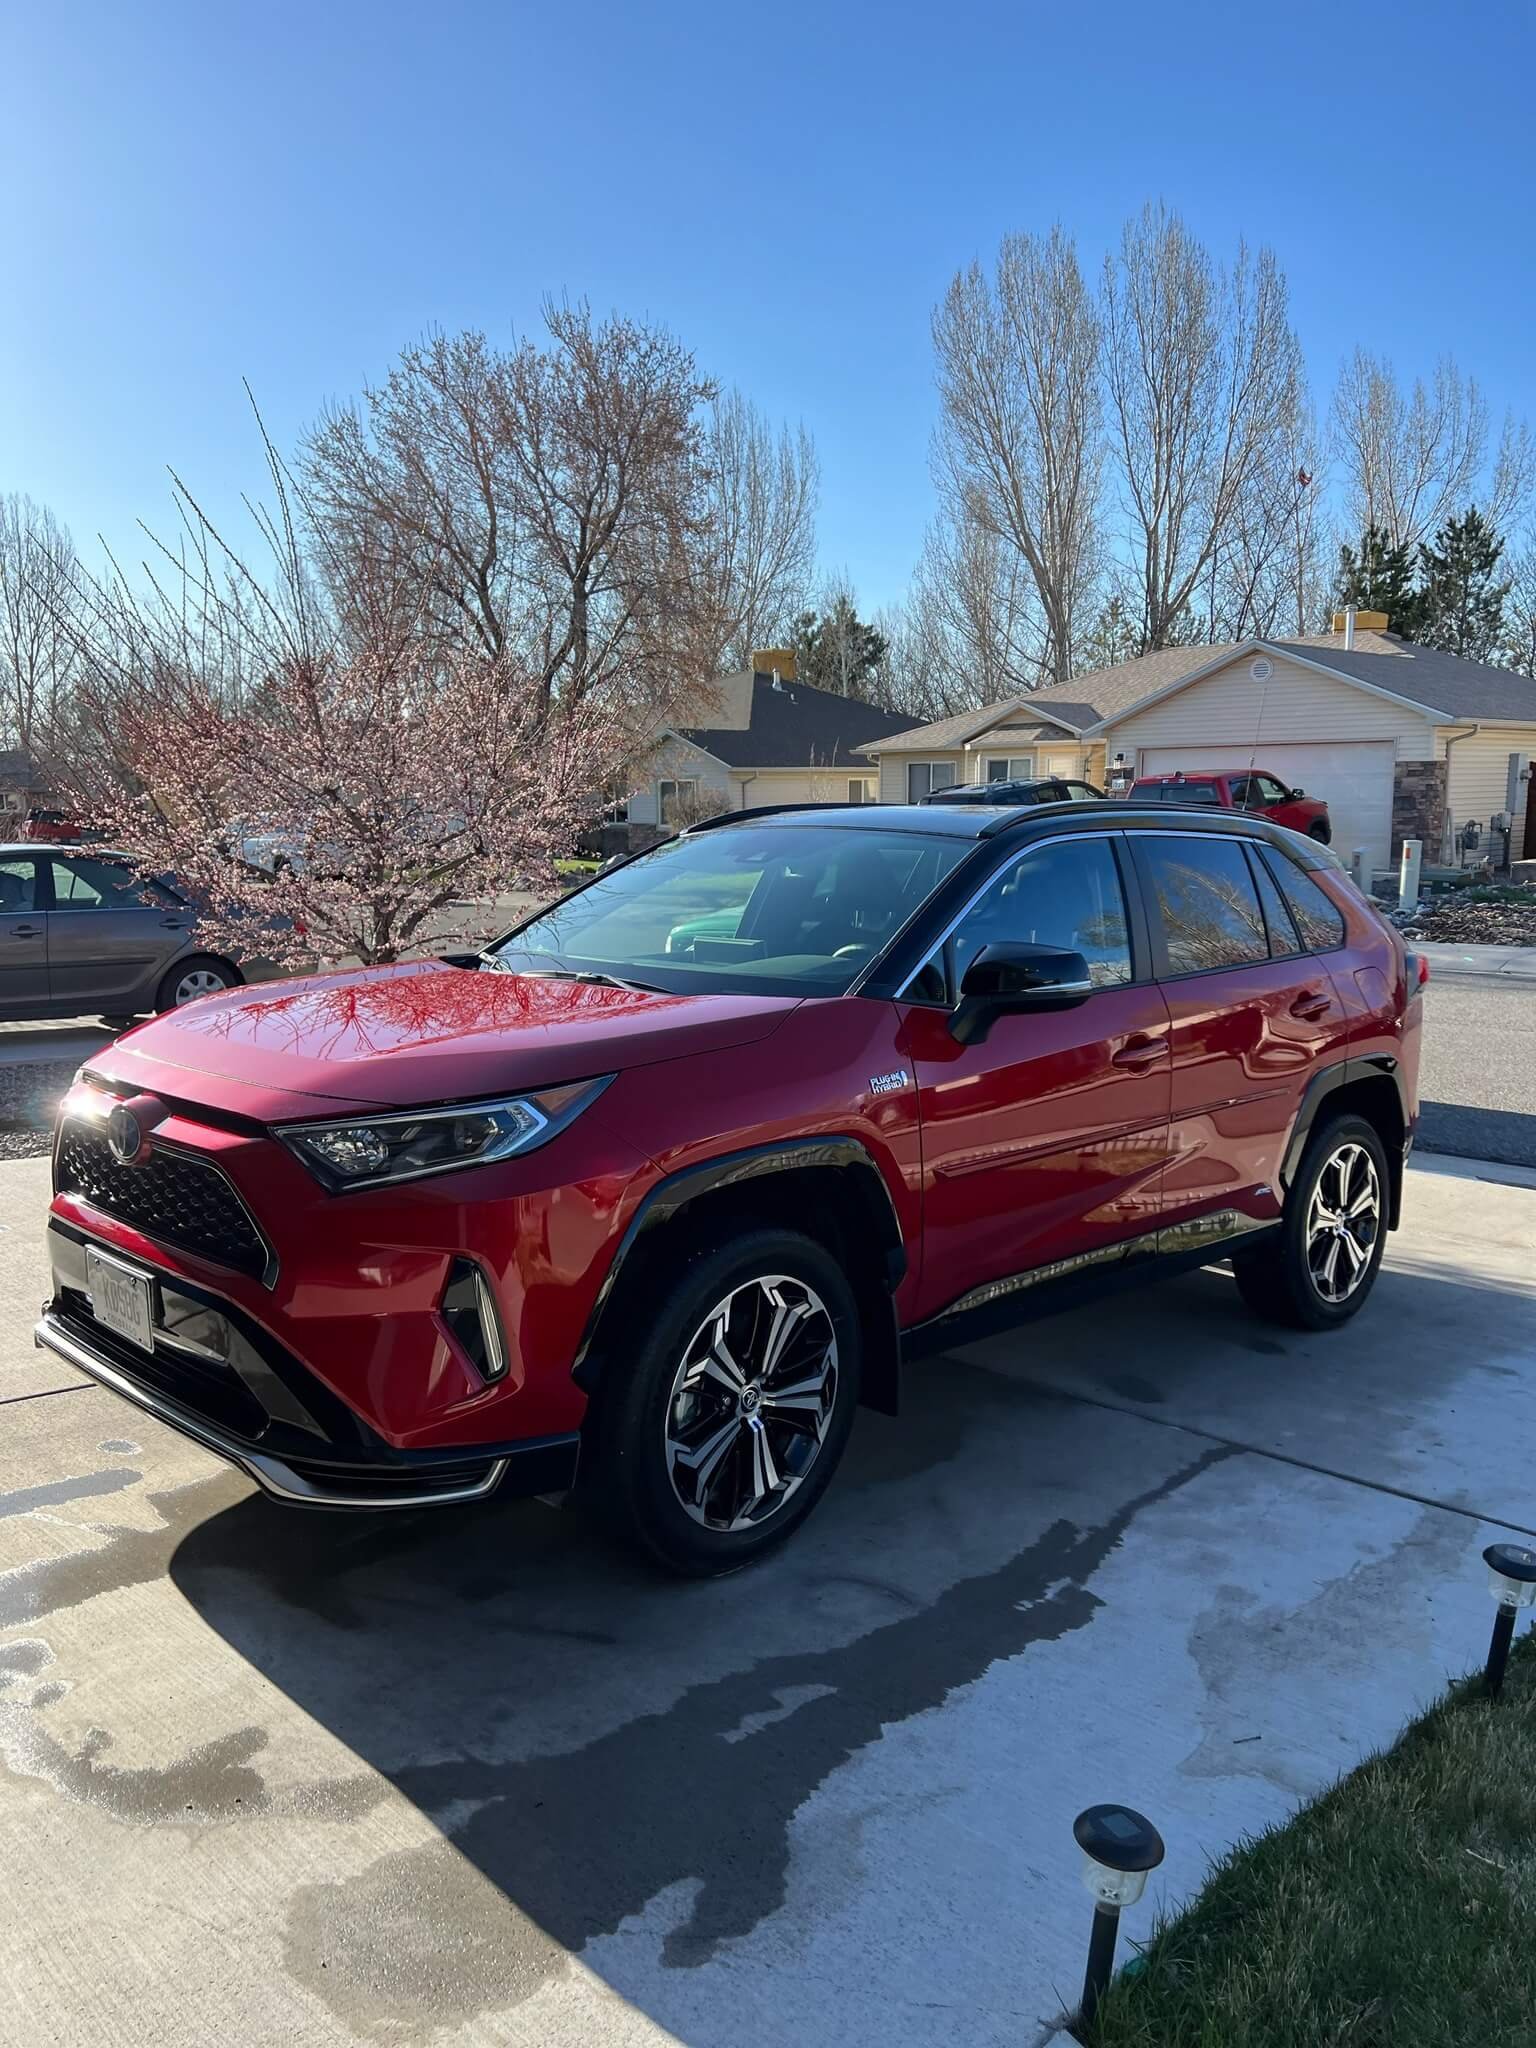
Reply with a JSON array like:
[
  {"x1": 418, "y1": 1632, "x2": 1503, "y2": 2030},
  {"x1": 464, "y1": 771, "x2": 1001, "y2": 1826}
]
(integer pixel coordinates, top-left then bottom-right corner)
[
  {"x1": 1280, "y1": 1054, "x2": 1411, "y2": 1227},
  {"x1": 572, "y1": 1136, "x2": 907, "y2": 1415}
]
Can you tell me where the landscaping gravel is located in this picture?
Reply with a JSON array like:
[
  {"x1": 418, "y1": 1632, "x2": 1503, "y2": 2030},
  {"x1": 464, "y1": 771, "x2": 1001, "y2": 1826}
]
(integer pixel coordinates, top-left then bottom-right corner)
[{"x1": 1401, "y1": 889, "x2": 1536, "y2": 946}]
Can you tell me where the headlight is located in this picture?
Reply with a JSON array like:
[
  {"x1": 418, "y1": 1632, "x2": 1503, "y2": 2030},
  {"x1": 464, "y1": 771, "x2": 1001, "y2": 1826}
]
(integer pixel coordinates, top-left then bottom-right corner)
[{"x1": 279, "y1": 1078, "x2": 612, "y2": 1191}]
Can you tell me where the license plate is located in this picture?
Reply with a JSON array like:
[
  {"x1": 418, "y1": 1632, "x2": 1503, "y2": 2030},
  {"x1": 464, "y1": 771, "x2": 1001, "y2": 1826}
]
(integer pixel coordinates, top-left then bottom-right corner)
[{"x1": 87, "y1": 1248, "x2": 155, "y2": 1354}]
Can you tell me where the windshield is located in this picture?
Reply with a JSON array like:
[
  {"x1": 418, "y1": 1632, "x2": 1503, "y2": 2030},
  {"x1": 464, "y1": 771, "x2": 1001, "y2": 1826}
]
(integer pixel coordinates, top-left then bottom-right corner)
[{"x1": 488, "y1": 825, "x2": 972, "y2": 997}]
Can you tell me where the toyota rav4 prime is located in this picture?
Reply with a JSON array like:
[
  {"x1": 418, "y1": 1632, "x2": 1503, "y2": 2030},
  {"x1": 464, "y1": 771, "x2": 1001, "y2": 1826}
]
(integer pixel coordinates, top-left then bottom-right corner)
[{"x1": 37, "y1": 799, "x2": 1423, "y2": 1575}]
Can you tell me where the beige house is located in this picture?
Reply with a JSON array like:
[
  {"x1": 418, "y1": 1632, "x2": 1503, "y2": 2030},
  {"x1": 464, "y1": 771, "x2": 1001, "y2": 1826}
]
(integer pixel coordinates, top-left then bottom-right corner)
[
  {"x1": 861, "y1": 620, "x2": 1536, "y2": 878},
  {"x1": 627, "y1": 657, "x2": 913, "y2": 827}
]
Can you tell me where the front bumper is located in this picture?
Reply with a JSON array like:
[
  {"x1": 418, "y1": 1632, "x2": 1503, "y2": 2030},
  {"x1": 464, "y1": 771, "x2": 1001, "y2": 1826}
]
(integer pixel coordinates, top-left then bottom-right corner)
[{"x1": 37, "y1": 1221, "x2": 580, "y2": 1510}]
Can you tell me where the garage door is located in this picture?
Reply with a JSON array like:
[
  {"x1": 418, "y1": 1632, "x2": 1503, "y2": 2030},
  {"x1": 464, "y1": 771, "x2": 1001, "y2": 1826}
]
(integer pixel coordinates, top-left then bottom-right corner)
[{"x1": 1139, "y1": 742, "x2": 1397, "y2": 874}]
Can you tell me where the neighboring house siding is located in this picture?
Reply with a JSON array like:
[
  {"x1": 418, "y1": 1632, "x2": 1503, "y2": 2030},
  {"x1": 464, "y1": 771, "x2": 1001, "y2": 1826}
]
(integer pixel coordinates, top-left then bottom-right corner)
[
  {"x1": 736, "y1": 768, "x2": 873, "y2": 808},
  {"x1": 1444, "y1": 726, "x2": 1536, "y2": 830},
  {"x1": 626, "y1": 737, "x2": 732, "y2": 824},
  {"x1": 1104, "y1": 653, "x2": 1438, "y2": 764},
  {"x1": 877, "y1": 752, "x2": 965, "y2": 802}
]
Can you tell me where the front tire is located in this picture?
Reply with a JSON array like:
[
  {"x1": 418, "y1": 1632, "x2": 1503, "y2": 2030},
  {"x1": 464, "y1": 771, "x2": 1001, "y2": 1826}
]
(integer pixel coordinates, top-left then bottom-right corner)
[
  {"x1": 590, "y1": 1228, "x2": 861, "y2": 1576},
  {"x1": 1233, "y1": 1113, "x2": 1389, "y2": 1330},
  {"x1": 156, "y1": 955, "x2": 240, "y2": 1011}
]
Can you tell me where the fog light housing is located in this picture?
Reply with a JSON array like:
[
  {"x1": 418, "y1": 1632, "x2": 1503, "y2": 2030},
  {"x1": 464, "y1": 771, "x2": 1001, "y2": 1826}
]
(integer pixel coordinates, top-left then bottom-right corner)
[{"x1": 440, "y1": 1259, "x2": 509, "y2": 1384}]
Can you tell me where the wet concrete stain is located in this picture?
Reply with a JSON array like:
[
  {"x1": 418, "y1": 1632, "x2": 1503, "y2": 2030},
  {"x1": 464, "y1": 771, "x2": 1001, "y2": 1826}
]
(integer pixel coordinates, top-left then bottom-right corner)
[
  {"x1": 98, "y1": 1439, "x2": 141, "y2": 1455},
  {"x1": 0, "y1": 1469, "x2": 245, "y2": 1628},
  {"x1": 1100, "y1": 1372, "x2": 1165, "y2": 1405},
  {"x1": 273, "y1": 1445, "x2": 1233, "y2": 2032},
  {"x1": 1180, "y1": 1504, "x2": 1467, "y2": 1796},
  {"x1": 0, "y1": 1718, "x2": 272, "y2": 1824},
  {"x1": 0, "y1": 1467, "x2": 140, "y2": 1519}
]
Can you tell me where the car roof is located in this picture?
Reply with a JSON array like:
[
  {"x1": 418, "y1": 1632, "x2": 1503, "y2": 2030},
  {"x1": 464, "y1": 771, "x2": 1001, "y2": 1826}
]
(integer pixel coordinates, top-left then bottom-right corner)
[
  {"x1": 682, "y1": 798, "x2": 1327, "y2": 857},
  {"x1": 0, "y1": 842, "x2": 125, "y2": 856},
  {"x1": 1132, "y1": 769, "x2": 1261, "y2": 780}
]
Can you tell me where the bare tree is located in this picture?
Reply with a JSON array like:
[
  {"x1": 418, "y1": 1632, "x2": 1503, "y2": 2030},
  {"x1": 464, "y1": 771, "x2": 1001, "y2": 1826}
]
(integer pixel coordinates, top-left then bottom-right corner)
[
  {"x1": 933, "y1": 227, "x2": 1102, "y2": 684},
  {"x1": 1330, "y1": 350, "x2": 1492, "y2": 552},
  {"x1": 1102, "y1": 205, "x2": 1302, "y2": 652},
  {"x1": 0, "y1": 494, "x2": 81, "y2": 752},
  {"x1": 1500, "y1": 535, "x2": 1536, "y2": 678},
  {"x1": 301, "y1": 305, "x2": 718, "y2": 719},
  {"x1": 702, "y1": 391, "x2": 819, "y2": 668},
  {"x1": 1206, "y1": 400, "x2": 1330, "y2": 640}
]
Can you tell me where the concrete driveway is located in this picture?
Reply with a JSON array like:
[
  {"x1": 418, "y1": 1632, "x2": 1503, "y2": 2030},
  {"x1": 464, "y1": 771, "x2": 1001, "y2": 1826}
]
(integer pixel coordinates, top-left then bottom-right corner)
[{"x1": 3, "y1": 1151, "x2": 1533, "y2": 2046}]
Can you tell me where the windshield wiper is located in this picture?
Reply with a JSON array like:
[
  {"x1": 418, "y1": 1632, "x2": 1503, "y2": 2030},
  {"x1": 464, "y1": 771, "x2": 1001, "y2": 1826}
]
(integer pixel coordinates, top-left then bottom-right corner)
[{"x1": 482, "y1": 959, "x2": 667, "y2": 994}]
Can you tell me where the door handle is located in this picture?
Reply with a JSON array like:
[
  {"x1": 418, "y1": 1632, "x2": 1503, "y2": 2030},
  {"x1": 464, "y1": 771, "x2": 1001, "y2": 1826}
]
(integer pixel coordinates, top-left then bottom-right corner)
[
  {"x1": 9, "y1": 924, "x2": 43, "y2": 938},
  {"x1": 1111, "y1": 1035, "x2": 1168, "y2": 1069},
  {"x1": 1290, "y1": 989, "x2": 1332, "y2": 1021}
]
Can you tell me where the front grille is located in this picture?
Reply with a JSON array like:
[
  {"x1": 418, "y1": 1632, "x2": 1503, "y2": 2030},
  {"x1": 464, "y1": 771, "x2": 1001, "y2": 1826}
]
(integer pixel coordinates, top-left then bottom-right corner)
[{"x1": 55, "y1": 1120, "x2": 271, "y2": 1282}]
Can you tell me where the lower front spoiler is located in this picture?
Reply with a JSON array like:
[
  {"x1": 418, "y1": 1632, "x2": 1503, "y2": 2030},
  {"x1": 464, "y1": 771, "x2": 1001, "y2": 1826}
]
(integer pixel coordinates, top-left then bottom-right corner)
[{"x1": 34, "y1": 1311, "x2": 579, "y2": 1511}]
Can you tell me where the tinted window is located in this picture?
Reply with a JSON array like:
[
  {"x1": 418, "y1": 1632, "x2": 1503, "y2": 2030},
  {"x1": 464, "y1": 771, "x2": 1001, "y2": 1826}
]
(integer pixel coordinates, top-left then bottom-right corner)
[
  {"x1": 1264, "y1": 851, "x2": 1346, "y2": 951},
  {"x1": 492, "y1": 825, "x2": 969, "y2": 997},
  {"x1": 946, "y1": 838, "x2": 1132, "y2": 990},
  {"x1": 1140, "y1": 835, "x2": 1269, "y2": 975},
  {"x1": 50, "y1": 856, "x2": 172, "y2": 909},
  {"x1": 0, "y1": 855, "x2": 37, "y2": 913},
  {"x1": 1159, "y1": 780, "x2": 1222, "y2": 806},
  {"x1": 1128, "y1": 781, "x2": 1165, "y2": 803},
  {"x1": 1247, "y1": 847, "x2": 1302, "y2": 956}
]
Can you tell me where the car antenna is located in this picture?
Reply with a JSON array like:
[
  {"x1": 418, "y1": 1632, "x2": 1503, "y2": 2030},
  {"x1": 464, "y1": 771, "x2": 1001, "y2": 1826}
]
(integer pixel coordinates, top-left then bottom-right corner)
[{"x1": 1245, "y1": 643, "x2": 1274, "y2": 786}]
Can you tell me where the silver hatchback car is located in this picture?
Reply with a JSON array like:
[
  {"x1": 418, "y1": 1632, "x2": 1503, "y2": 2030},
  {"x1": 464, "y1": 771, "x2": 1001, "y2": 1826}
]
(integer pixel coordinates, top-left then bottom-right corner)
[{"x1": 0, "y1": 844, "x2": 245, "y2": 1023}]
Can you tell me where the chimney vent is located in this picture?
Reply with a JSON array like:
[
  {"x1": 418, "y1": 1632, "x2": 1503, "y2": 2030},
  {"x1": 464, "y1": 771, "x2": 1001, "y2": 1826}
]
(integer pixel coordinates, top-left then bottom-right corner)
[{"x1": 1331, "y1": 608, "x2": 1389, "y2": 640}]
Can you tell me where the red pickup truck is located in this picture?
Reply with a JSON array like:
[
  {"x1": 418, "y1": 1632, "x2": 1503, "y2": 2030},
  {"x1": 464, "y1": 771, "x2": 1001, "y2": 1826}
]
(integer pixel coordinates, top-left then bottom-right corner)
[{"x1": 1126, "y1": 770, "x2": 1331, "y2": 843}]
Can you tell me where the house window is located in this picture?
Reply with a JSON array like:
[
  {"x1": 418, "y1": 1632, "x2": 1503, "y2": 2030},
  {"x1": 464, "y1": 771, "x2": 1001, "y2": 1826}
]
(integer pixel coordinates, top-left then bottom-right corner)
[
  {"x1": 907, "y1": 761, "x2": 957, "y2": 802},
  {"x1": 984, "y1": 756, "x2": 1035, "y2": 783},
  {"x1": 846, "y1": 779, "x2": 867, "y2": 804},
  {"x1": 658, "y1": 778, "x2": 698, "y2": 825}
]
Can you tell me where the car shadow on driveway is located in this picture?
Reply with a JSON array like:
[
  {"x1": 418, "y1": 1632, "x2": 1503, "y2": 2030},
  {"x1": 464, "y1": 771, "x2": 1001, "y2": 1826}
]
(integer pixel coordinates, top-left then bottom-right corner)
[{"x1": 158, "y1": 1256, "x2": 1530, "y2": 2042}]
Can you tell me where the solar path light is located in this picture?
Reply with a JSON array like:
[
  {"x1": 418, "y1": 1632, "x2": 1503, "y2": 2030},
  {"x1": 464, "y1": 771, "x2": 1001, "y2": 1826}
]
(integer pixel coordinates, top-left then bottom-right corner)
[
  {"x1": 1483, "y1": 1543, "x2": 1536, "y2": 1700},
  {"x1": 1073, "y1": 1804, "x2": 1165, "y2": 2029}
]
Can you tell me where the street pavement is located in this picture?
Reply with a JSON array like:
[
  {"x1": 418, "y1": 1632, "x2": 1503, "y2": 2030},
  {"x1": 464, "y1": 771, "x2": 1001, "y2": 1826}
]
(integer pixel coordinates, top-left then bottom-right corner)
[
  {"x1": 1417, "y1": 943, "x2": 1536, "y2": 1168},
  {"x1": 2, "y1": 1151, "x2": 1534, "y2": 2047}
]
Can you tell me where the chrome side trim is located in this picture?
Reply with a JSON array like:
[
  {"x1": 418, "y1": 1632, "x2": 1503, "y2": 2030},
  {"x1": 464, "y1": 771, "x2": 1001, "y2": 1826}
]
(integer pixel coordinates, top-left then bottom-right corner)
[
  {"x1": 931, "y1": 1207, "x2": 1273, "y2": 1324},
  {"x1": 32, "y1": 1314, "x2": 507, "y2": 1511}
]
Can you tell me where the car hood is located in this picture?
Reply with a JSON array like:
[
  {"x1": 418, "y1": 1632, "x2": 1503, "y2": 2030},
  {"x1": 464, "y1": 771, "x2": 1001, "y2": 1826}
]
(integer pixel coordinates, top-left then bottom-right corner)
[{"x1": 99, "y1": 960, "x2": 801, "y2": 1116}]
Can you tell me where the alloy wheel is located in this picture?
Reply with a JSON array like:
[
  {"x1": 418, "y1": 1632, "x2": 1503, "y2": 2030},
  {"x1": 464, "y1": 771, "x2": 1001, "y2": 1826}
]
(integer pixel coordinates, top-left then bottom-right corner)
[
  {"x1": 174, "y1": 968, "x2": 228, "y2": 1005},
  {"x1": 663, "y1": 1274, "x2": 839, "y2": 1532},
  {"x1": 1305, "y1": 1142, "x2": 1381, "y2": 1304}
]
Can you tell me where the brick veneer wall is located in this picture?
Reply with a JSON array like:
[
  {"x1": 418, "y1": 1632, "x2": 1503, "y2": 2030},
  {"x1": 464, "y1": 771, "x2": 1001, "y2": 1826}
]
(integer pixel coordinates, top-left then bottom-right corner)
[{"x1": 1391, "y1": 759, "x2": 1447, "y2": 860}]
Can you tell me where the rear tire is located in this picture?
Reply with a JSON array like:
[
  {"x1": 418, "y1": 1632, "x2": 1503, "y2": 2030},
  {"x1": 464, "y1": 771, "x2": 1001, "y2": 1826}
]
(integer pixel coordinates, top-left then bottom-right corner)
[
  {"x1": 588, "y1": 1228, "x2": 861, "y2": 1576},
  {"x1": 1232, "y1": 1113, "x2": 1388, "y2": 1330},
  {"x1": 155, "y1": 954, "x2": 241, "y2": 1011}
]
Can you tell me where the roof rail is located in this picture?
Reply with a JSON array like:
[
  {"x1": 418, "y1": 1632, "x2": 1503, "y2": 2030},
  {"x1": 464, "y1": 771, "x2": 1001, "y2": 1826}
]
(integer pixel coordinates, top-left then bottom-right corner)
[{"x1": 681, "y1": 801, "x2": 873, "y2": 834}]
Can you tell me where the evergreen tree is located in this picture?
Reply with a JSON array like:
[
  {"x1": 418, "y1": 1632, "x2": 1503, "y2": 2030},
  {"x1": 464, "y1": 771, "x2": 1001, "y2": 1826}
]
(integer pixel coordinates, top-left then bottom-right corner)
[
  {"x1": 1413, "y1": 507, "x2": 1511, "y2": 662},
  {"x1": 1078, "y1": 595, "x2": 1140, "y2": 671},
  {"x1": 790, "y1": 594, "x2": 889, "y2": 700},
  {"x1": 1333, "y1": 524, "x2": 1419, "y2": 634}
]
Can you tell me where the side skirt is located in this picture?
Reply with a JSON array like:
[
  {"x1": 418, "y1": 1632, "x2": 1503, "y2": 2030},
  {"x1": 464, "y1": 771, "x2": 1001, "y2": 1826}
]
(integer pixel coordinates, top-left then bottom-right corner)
[{"x1": 900, "y1": 1210, "x2": 1281, "y2": 1361}]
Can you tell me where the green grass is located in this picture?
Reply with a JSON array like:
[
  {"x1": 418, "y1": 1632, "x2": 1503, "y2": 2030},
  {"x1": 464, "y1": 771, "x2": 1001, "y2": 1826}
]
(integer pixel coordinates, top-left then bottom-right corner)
[
  {"x1": 1088, "y1": 1632, "x2": 1536, "y2": 2048},
  {"x1": 554, "y1": 857, "x2": 602, "y2": 878}
]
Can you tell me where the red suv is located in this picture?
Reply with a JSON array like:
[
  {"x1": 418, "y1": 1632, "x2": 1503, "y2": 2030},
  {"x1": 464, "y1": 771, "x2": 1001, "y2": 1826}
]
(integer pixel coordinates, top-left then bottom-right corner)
[
  {"x1": 37, "y1": 801, "x2": 1420, "y2": 1574},
  {"x1": 1127, "y1": 771, "x2": 1331, "y2": 843}
]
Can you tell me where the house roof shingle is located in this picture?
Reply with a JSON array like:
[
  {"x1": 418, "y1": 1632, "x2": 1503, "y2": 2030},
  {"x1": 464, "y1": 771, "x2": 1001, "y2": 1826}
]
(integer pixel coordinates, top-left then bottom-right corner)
[
  {"x1": 860, "y1": 633, "x2": 1536, "y2": 754},
  {"x1": 676, "y1": 674, "x2": 914, "y2": 770}
]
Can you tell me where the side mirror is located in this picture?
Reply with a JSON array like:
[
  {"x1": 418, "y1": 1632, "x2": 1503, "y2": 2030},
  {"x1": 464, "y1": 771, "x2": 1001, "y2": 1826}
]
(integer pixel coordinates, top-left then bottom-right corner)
[
  {"x1": 951, "y1": 942, "x2": 1094, "y2": 1045},
  {"x1": 1290, "y1": 787, "x2": 1304, "y2": 798}
]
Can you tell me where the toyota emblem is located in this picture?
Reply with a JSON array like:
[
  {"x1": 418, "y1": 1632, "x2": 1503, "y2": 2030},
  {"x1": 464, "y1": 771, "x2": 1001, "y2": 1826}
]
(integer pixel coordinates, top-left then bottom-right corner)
[{"x1": 106, "y1": 1103, "x2": 147, "y2": 1166}]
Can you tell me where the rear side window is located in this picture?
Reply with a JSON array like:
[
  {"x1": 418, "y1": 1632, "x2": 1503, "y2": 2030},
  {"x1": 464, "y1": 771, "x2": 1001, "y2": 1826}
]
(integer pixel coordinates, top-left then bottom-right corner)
[
  {"x1": 1159, "y1": 780, "x2": 1222, "y2": 806},
  {"x1": 1246, "y1": 848, "x2": 1303, "y2": 957},
  {"x1": 1139, "y1": 835, "x2": 1269, "y2": 975},
  {"x1": 1263, "y1": 851, "x2": 1346, "y2": 951},
  {"x1": 0, "y1": 855, "x2": 38, "y2": 912},
  {"x1": 50, "y1": 856, "x2": 176, "y2": 909}
]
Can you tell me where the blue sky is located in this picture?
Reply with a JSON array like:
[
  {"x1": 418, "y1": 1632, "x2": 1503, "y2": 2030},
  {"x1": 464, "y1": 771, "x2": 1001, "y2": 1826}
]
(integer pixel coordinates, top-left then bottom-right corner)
[{"x1": 6, "y1": 0, "x2": 1534, "y2": 613}]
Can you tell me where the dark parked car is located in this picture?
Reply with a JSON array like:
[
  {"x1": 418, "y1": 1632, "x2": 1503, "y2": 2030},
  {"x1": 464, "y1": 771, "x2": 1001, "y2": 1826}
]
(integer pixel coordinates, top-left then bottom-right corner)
[
  {"x1": 0, "y1": 845, "x2": 245, "y2": 1022},
  {"x1": 920, "y1": 775, "x2": 1106, "y2": 807},
  {"x1": 39, "y1": 800, "x2": 1422, "y2": 1575}
]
